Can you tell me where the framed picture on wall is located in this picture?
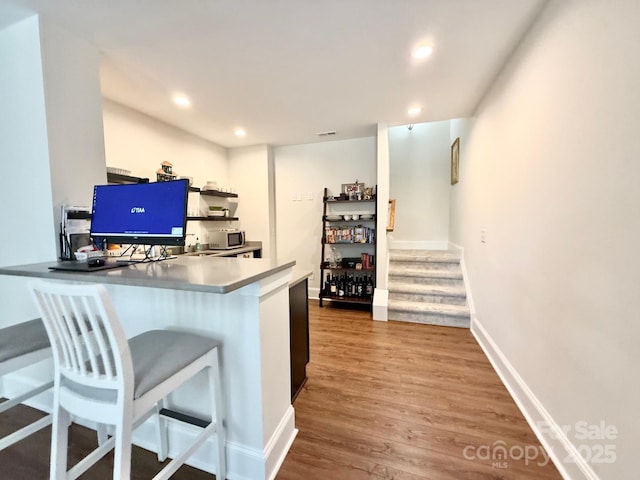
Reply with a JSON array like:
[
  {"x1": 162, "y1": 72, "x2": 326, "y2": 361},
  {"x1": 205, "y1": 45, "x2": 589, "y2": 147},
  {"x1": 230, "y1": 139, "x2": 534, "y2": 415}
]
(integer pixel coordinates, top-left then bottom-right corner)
[{"x1": 451, "y1": 137, "x2": 460, "y2": 185}]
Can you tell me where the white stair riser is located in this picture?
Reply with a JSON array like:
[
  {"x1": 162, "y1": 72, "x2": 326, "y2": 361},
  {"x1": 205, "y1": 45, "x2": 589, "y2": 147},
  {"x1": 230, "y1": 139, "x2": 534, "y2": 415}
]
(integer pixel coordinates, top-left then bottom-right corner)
[
  {"x1": 388, "y1": 310, "x2": 470, "y2": 328},
  {"x1": 389, "y1": 292, "x2": 468, "y2": 306}
]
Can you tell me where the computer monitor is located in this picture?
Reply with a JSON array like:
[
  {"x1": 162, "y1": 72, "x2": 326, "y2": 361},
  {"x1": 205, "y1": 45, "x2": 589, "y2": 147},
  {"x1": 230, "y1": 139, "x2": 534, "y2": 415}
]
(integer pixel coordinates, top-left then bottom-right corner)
[{"x1": 90, "y1": 179, "x2": 188, "y2": 247}]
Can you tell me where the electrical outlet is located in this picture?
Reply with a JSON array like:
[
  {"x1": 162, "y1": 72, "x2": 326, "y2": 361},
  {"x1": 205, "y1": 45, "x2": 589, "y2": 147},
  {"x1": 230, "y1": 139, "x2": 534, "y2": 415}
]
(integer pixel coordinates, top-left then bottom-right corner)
[
  {"x1": 307, "y1": 191, "x2": 314, "y2": 200},
  {"x1": 291, "y1": 193, "x2": 297, "y2": 201},
  {"x1": 296, "y1": 193, "x2": 302, "y2": 201},
  {"x1": 481, "y1": 229, "x2": 487, "y2": 244}
]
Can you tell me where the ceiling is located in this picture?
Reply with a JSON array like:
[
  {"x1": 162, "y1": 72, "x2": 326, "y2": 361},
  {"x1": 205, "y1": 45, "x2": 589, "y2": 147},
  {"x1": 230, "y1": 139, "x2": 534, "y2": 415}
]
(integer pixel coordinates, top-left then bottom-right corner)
[{"x1": 0, "y1": 0, "x2": 545, "y2": 148}]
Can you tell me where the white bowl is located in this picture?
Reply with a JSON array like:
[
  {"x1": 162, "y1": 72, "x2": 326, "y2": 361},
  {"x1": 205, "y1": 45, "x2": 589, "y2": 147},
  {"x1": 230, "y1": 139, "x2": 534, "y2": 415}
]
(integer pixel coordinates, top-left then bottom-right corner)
[
  {"x1": 351, "y1": 214, "x2": 360, "y2": 220},
  {"x1": 343, "y1": 214, "x2": 352, "y2": 221}
]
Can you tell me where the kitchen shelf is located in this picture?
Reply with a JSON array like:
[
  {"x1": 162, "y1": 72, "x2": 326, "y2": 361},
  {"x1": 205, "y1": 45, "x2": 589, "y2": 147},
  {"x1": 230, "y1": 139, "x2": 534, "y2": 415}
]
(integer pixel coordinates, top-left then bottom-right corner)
[
  {"x1": 187, "y1": 216, "x2": 239, "y2": 222},
  {"x1": 107, "y1": 172, "x2": 149, "y2": 184},
  {"x1": 199, "y1": 189, "x2": 238, "y2": 198}
]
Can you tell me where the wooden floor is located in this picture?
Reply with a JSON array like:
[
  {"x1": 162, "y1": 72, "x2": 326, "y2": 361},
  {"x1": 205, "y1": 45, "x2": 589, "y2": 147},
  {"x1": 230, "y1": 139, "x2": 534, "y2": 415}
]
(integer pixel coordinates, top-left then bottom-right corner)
[
  {"x1": 277, "y1": 301, "x2": 561, "y2": 480},
  {"x1": 0, "y1": 301, "x2": 561, "y2": 479}
]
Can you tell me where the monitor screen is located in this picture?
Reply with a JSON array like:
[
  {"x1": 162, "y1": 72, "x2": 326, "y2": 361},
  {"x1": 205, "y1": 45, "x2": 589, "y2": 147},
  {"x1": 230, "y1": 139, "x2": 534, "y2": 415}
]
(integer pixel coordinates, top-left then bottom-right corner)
[{"x1": 90, "y1": 179, "x2": 188, "y2": 246}]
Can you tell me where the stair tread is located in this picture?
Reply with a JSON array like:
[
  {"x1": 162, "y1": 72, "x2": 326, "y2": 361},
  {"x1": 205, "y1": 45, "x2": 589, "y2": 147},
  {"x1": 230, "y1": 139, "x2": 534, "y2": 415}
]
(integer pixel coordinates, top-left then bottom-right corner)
[
  {"x1": 389, "y1": 249, "x2": 461, "y2": 263},
  {"x1": 389, "y1": 268, "x2": 463, "y2": 278},
  {"x1": 388, "y1": 299, "x2": 470, "y2": 317},
  {"x1": 388, "y1": 282, "x2": 466, "y2": 296}
]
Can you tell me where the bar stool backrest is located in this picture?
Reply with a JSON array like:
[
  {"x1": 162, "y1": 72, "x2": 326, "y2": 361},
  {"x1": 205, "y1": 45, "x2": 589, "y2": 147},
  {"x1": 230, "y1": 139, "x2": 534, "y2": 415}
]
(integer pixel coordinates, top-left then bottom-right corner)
[{"x1": 29, "y1": 281, "x2": 134, "y2": 404}]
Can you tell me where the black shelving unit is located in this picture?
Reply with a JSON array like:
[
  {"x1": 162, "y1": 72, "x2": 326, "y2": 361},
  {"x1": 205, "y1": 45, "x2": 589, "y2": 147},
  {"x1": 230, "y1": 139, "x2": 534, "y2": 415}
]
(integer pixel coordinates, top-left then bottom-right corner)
[{"x1": 319, "y1": 186, "x2": 377, "y2": 309}]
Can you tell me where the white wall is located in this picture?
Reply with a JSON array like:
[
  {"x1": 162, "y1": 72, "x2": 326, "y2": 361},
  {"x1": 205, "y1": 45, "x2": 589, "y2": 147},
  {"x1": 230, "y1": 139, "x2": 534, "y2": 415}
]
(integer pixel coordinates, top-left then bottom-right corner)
[
  {"x1": 103, "y1": 100, "x2": 228, "y2": 187},
  {"x1": 0, "y1": 15, "x2": 105, "y2": 320},
  {"x1": 389, "y1": 121, "x2": 451, "y2": 249},
  {"x1": 274, "y1": 137, "x2": 376, "y2": 296},
  {"x1": 41, "y1": 20, "x2": 107, "y2": 247},
  {"x1": 102, "y1": 100, "x2": 229, "y2": 248},
  {"x1": 228, "y1": 145, "x2": 275, "y2": 258},
  {"x1": 0, "y1": 16, "x2": 54, "y2": 270},
  {"x1": 449, "y1": 1, "x2": 639, "y2": 478}
]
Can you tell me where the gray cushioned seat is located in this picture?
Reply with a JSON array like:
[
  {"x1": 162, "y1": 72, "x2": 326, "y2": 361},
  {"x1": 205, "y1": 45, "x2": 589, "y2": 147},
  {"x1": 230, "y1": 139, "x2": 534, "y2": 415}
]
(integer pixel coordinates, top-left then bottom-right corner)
[
  {"x1": 129, "y1": 330, "x2": 220, "y2": 399},
  {"x1": 0, "y1": 318, "x2": 50, "y2": 363},
  {"x1": 61, "y1": 330, "x2": 220, "y2": 401}
]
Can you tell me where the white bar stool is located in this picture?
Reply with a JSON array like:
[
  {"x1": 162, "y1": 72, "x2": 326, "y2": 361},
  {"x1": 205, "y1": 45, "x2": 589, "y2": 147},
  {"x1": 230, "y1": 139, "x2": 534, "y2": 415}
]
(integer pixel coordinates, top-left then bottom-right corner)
[
  {"x1": 0, "y1": 318, "x2": 53, "y2": 451},
  {"x1": 29, "y1": 281, "x2": 226, "y2": 480}
]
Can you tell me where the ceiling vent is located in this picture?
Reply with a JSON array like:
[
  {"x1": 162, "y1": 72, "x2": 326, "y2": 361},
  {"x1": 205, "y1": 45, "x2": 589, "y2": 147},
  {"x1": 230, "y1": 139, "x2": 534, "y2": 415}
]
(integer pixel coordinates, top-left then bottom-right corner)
[{"x1": 317, "y1": 130, "x2": 337, "y2": 137}]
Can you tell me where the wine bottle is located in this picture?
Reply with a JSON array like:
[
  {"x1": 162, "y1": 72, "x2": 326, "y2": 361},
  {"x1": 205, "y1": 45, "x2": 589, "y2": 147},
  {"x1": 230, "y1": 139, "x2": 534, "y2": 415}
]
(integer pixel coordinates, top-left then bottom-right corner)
[{"x1": 366, "y1": 275, "x2": 373, "y2": 298}]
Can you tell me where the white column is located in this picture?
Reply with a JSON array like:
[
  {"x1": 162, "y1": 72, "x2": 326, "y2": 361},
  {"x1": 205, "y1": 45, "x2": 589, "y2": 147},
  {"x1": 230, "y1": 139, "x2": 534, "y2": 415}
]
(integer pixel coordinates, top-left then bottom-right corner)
[
  {"x1": 373, "y1": 122, "x2": 389, "y2": 321},
  {"x1": 0, "y1": 15, "x2": 106, "y2": 320}
]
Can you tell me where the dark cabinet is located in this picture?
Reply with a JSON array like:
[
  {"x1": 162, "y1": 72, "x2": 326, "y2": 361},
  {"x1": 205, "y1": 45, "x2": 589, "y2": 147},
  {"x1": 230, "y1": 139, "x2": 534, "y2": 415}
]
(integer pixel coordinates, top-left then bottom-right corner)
[{"x1": 289, "y1": 277, "x2": 309, "y2": 402}]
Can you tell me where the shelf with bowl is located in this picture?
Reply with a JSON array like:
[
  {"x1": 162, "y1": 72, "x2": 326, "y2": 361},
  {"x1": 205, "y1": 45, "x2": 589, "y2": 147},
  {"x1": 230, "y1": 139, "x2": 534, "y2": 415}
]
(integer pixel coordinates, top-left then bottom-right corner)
[
  {"x1": 322, "y1": 196, "x2": 376, "y2": 203},
  {"x1": 324, "y1": 215, "x2": 375, "y2": 222}
]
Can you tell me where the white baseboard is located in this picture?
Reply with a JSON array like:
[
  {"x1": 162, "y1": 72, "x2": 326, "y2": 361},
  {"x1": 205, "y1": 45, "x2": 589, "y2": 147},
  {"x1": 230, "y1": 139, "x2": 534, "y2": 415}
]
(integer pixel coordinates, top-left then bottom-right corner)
[
  {"x1": 372, "y1": 288, "x2": 388, "y2": 321},
  {"x1": 308, "y1": 286, "x2": 320, "y2": 299},
  {"x1": 4, "y1": 374, "x2": 297, "y2": 480},
  {"x1": 449, "y1": 243, "x2": 476, "y2": 321},
  {"x1": 471, "y1": 319, "x2": 599, "y2": 480},
  {"x1": 389, "y1": 240, "x2": 449, "y2": 250},
  {"x1": 265, "y1": 405, "x2": 298, "y2": 480}
]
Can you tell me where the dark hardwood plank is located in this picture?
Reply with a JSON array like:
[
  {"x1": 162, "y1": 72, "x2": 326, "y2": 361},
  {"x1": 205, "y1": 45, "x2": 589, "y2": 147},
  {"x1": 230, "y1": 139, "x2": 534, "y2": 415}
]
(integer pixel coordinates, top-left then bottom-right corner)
[{"x1": 277, "y1": 301, "x2": 561, "y2": 480}]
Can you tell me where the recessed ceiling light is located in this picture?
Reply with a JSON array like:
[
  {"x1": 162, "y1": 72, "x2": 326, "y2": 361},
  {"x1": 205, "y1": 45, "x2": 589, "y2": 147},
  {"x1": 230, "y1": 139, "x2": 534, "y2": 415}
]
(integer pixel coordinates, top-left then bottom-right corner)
[
  {"x1": 173, "y1": 95, "x2": 191, "y2": 107},
  {"x1": 234, "y1": 128, "x2": 247, "y2": 137},
  {"x1": 412, "y1": 45, "x2": 433, "y2": 59},
  {"x1": 408, "y1": 106, "x2": 423, "y2": 116}
]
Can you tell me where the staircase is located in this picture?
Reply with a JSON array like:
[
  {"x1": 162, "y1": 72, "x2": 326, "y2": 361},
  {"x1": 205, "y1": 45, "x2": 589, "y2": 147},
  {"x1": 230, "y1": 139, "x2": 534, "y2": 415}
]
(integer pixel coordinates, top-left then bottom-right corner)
[{"x1": 388, "y1": 250, "x2": 470, "y2": 328}]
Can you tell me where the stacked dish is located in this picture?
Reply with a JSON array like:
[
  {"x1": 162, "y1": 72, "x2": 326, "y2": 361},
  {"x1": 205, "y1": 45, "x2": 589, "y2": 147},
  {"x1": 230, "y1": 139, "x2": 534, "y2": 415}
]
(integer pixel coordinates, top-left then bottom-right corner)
[{"x1": 208, "y1": 206, "x2": 225, "y2": 217}]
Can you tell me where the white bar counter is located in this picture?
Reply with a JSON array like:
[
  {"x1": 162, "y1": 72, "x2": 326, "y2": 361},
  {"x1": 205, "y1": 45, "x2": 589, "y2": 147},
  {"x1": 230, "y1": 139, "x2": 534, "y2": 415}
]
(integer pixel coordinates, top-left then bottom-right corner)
[{"x1": 0, "y1": 256, "x2": 296, "y2": 480}]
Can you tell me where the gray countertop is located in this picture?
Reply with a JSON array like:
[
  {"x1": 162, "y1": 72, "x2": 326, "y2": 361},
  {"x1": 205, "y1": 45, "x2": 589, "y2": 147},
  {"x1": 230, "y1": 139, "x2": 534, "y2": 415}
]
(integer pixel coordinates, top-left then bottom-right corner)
[
  {"x1": 182, "y1": 243, "x2": 262, "y2": 257},
  {"x1": 290, "y1": 267, "x2": 312, "y2": 288},
  {"x1": 0, "y1": 256, "x2": 295, "y2": 294}
]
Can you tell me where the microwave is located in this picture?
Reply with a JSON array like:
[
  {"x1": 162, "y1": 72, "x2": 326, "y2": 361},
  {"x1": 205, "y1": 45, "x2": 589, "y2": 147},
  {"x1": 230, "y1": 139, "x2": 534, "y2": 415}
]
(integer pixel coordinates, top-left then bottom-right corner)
[{"x1": 209, "y1": 230, "x2": 245, "y2": 250}]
